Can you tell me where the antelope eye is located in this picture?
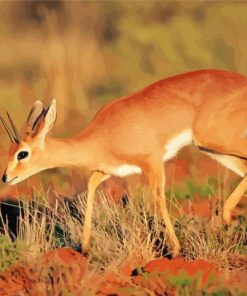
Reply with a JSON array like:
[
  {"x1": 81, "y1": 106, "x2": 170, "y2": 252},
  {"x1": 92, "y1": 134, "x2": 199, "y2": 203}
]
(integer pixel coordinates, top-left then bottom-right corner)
[{"x1": 17, "y1": 151, "x2": 29, "y2": 161}]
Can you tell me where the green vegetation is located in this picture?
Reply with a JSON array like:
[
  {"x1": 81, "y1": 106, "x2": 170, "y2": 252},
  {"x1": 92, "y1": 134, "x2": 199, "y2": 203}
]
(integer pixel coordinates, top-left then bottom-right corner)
[
  {"x1": 0, "y1": 235, "x2": 23, "y2": 271},
  {"x1": 0, "y1": 1, "x2": 246, "y2": 294},
  {"x1": 0, "y1": 187, "x2": 246, "y2": 294}
]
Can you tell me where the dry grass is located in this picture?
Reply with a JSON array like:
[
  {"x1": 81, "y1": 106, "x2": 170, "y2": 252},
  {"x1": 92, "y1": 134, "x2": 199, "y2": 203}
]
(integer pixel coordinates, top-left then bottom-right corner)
[
  {"x1": 1, "y1": 186, "x2": 246, "y2": 269},
  {"x1": 0, "y1": 184, "x2": 246, "y2": 295}
]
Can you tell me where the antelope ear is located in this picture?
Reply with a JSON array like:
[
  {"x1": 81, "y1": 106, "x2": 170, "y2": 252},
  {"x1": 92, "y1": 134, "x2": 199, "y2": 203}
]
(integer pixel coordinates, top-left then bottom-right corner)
[
  {"x1": 34, "y1": 99, "x2": 57, "y2": 140},
  {"x1": 26, "y1": 100, "x2": 45, "y2": 135}
]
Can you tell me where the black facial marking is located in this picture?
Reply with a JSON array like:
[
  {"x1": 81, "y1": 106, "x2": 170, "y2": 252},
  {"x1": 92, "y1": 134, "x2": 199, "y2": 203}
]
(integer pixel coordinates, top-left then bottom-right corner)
[{"x1": 17, "y1": 151, "x2": 29, "y2": 161}]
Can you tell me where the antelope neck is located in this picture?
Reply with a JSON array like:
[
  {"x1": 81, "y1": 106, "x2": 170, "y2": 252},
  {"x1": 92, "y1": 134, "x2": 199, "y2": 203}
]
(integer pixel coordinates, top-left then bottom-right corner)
[{"x1": 44, "y1": 137, "x2": 96, "y2": 169}]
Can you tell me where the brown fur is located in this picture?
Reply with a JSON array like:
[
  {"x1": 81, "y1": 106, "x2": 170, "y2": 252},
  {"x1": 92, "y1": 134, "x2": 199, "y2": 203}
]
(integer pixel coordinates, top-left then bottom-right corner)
[{"x1": 3, "y1": 69, "x2": 247, "y2": 256}]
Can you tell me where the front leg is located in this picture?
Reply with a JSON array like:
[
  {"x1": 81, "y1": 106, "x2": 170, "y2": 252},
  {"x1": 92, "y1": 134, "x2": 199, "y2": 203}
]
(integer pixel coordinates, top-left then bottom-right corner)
[
  {"x1": 82, "y1": 171, "x2": 109, "y2": 254},
  {"x1": 143, "y1": 161, "x2": 180, "y2": 257},
  {"x1": 223, "y1": 174, "x2": 247, "y2": 223}
]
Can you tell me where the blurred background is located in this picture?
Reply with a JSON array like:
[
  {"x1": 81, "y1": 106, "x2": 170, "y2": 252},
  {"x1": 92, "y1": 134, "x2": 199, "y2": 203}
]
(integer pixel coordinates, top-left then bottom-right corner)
[{"x1": 0, "y1": 0, "x2": 246, "y2": 204}]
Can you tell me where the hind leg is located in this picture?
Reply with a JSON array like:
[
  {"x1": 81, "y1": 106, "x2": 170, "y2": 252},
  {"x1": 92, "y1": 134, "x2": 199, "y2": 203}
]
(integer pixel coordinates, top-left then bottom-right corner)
[
  {"x1": 196, "y1": 146, "x2": 247, "y2": 223},
  {"x1": 193, "y1": 99, "x2": 247, "y2": 223},
  {"x1": 223, "y1": 173, "x2": 247, "y2": 223},
  {"x1": 203, "y1": 153, "x2": 247, "y2": 223},
  {"x1": 208, "y1": 154, "x2": 247, "y2": 223}
]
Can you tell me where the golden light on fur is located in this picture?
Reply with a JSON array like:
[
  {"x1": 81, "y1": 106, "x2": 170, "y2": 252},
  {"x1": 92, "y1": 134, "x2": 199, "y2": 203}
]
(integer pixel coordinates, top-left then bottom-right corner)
[{"x1": 1, "y1": 69, "x2": 247, "y2": 256}]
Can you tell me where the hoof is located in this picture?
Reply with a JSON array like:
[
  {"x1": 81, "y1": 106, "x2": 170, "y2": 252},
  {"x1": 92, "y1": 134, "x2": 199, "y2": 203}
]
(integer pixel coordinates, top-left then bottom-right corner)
[
  {"x1": 81, "y1": 242, "x2": 89, "y2": 258},
  {"x1": 82, "y1": 250, "x2": 89, "y2": 258}
]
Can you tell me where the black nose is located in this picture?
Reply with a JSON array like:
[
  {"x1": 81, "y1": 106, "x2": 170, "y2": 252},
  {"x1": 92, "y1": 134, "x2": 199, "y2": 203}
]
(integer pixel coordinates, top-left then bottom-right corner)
[{"x1": 2, "y1": 174, "x2": 7, "y2": 183}]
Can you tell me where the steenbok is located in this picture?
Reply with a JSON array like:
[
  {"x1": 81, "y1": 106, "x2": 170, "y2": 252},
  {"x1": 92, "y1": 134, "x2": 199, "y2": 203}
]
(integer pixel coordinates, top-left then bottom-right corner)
[{"x1": 1, "y1": 69, "x2": 247, "y2": 257}]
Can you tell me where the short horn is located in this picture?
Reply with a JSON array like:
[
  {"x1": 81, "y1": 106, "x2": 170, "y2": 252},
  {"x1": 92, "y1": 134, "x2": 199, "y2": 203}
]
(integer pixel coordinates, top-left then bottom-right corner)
[
  {"x1": 0, "y1": 116, "x2": 15, "y2": 143},
  {"x1": 6, "y1": 112, "x2": 21, "y2": 143}
]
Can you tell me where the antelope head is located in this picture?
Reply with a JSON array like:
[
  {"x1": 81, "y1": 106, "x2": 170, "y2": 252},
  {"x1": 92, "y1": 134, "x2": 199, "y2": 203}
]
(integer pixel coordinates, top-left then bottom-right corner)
[{"x1": 1, "y1": 99, "x2": 57, "y2": 185}]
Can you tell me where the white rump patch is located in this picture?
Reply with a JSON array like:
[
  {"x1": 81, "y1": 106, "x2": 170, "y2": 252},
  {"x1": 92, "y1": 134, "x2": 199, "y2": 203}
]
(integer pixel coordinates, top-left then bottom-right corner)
[
  {"x1": 163, "y1": 129, "x2": 192, "y2": 161},
  {"x1": 109, "y1": 164, "x2": 142, "y2": 177}
]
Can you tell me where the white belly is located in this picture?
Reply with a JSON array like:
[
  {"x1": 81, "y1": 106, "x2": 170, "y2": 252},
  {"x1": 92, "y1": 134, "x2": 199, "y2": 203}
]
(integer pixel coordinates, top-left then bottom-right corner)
[
  {"x1": 107, "y1": 164, "x2": 142, "y2": 177},
  {"x1": 101, "y1": 129, "x2": 245, "y2": 178},
  {"x1": 163, "y1": 129, "x2": 192, "y2": 161},
  {"x1": 104, "y1": 130, "x2": 193, "y2": 177}
]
